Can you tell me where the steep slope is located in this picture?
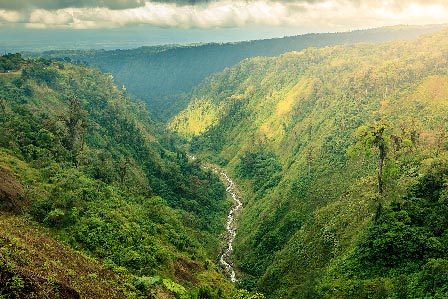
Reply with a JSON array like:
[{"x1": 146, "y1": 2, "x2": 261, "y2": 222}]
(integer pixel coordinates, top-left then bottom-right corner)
[
  {"x1": 170, "y1": 30, "x2": 448, "y2": 298},
  {"x1": 40, "y1": 24, "x2": 446, "y2": 120},
  {"x1": 0, "y1": 213, "x2": 132, "y2": 299},
  {"x1": 0, "y1": 56, "x2": 236, "y2": 298}
]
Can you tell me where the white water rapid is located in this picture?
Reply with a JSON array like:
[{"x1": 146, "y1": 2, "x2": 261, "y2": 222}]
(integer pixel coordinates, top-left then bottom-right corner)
[
  {"x1": 218, "y1": 171, "x2": 243, "y2": 283},
  {"x1": 187, "y1": 154, "x2": 242, "y2": 282}
]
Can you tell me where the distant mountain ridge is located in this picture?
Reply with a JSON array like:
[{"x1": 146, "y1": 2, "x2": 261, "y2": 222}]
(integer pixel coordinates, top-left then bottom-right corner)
[{"x1": 40, "y1": 24, "x2": 447, "y2": 120}]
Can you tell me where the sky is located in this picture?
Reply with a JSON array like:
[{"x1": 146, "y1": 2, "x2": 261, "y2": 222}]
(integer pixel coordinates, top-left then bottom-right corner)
[{"x1": 0, "y1": 0, "x2": 447, "y2": 51}]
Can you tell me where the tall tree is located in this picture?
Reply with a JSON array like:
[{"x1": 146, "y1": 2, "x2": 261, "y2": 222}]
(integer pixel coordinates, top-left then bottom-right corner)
[
  {"x1": 350, "y1": 118, "x2": 391, "y2": 194},
  {"x1": 63, "y1": 98, "x2": 88, "y2": 160}
]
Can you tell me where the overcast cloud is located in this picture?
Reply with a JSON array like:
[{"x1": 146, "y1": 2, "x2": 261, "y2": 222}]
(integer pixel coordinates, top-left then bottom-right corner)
[
  {"x1": 0, "y1": 0, "x2": 146, "y2": 11},
  {"x1": 0, "y1": 0, "x2": 447, "y2": 30}
]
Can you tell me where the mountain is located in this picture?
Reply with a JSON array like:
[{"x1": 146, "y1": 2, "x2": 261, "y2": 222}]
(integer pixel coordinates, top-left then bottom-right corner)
[
  {"x1": 5, "y1": 25, "x2": 448, "y2": 299},
  {"x1": 39, "y1": 24, "x2": 447, "y2": 121},
  {"x1": 169, "y1": 29, "x2": 448, "y2": 298},
  {"x1": 0, "y1": 55, "x2": 244, "y2": 298}
]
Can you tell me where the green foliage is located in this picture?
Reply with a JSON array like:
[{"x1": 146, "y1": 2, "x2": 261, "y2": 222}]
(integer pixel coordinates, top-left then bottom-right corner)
[
  {"x1": 319, "y1": 155, "x2": 448, "y2": 298},
  {"x1": 1, "y1": 274, "x2": 26, "y2": 298},
  {"x1": 39, "y1": 25, "x2": 445, "y2": 120},
  {"x1": 43, "y1": 208, "x2": 66, "y2": 227},
  {"x1": 22, "y1": 59, "x2": 61, "y2": 88},
  {"x1": 348, "y1": 118, "x2": 392, "y2": 194},
  {"x1": 236, "y1": 150, "x2": 282, "y2": 193},
  {"x1": 134, "y1": 275, "x2": 160, "y2": 293},
  {"x1": 0, "y1": 53, "x2": 25, "y2": 72},
  {"x1": 0, "y1": 57, "x2": 233, "y2": 296},
  {"x1": 232, "y1": 289, "x2": 265, "y2": 299},
  {"x1": 348, "y1": 119, "x2": 391, "y2": 158},
  {"x1": 162, "y1": 278, "x2": 187, "y2": 296},
  {"x1": 170, "y1": 28, "x2": 448, "y2": 298},
  {"x1": 355, "y1": 157, "x2": 448, "y2": 272},
  {"x1": 0, "y1": 214, "x2": 145, "y2": 298},
  {"x1": 5, "y1": 25, "x2": 448, "y2": 299}
]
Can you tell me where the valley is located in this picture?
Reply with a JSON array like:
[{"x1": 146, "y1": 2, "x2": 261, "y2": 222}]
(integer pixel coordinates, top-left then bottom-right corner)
[
  {"x1": 0, "y1": 58, "x2": 234, "y2": 298},
  {"x1": 1, "y1": 24, "x2": 448, "y2": 299},
  {"x1": 38, "y1": 24, "x2": 446, "y2": 121}
]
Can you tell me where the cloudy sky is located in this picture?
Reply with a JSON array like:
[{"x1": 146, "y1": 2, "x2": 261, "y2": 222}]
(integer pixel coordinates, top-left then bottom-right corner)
[{"x1": 0, "y1": 0, "x2": 447, "y2": 50}]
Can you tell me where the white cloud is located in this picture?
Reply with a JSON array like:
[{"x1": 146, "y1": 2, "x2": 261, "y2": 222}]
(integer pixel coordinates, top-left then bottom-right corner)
[
  {"x1": 0, "y1": 9, "x2": 23, "y2": 22},
  {"x1": 29, "y1": 9, "x2": 74, "y2": 26},
  {"x1": 0, "y1": 0, "x2": 444, "y2": 30}
]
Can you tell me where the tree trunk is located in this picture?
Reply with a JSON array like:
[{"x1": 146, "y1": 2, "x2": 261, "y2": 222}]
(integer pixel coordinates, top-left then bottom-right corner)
[{"x1": 378, "y1": 144, "x2": 386, "y2": 194}]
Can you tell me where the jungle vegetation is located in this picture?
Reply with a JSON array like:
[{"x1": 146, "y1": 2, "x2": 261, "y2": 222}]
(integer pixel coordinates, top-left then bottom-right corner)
[
  {"x1": 38, "y1": 24, "x2": 446, "y2": 121},
  {"x1": 3, "y1": 25, "x2": 448, "y2": 299},
  {"x1": 170, "y1": 28, "x2": 448, "y2": 298},
  {"x1": 0, "y1": 55, "x2": 254, "y2": 298}
]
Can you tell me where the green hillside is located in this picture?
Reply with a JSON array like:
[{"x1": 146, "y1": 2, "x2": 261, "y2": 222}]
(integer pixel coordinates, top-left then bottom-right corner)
[
  {"x1": 0, "y1": 56, "x2": 242, "y2": 298},
  {"x1": 170, "y1": 29, "x2": 448, "y2": 298},
  {"x1": 0, "y1": 213, "x2": 134, "y2": 298},
  {"x1": 39, "y1": 24, "x2": 446, "y2": 120}
]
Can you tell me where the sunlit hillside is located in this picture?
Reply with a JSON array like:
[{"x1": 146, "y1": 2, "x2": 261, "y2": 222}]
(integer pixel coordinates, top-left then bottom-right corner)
[
  {"x1": 40, "y1": 24, "x2": 446, "y2": 120},
  {"x1": 2, "y1": 18, "x2": 448, "y2": 299},
  {"x1": 170, "y1": 29, "x2": 448, "y2": 298}
]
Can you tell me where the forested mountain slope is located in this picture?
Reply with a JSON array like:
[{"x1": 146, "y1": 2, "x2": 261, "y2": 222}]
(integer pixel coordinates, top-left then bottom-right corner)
[
  {"x1": 40, "y1": 24, "x2": 446, "y2": 120},
  {"x1": 0, "y1": 56, "x2": 240, "y2": 298},
  {"x1": 170, "y1": 29, "x2": 448, "y2": 298}
]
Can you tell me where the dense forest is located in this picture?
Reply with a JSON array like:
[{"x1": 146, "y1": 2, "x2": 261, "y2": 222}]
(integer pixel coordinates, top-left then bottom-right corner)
[
  {"x1": 3, "y1": 25, "x2": 448, "y2": 299},
  {"x1": 170, "y1": 29, "x2": 448, "y2": 298},
  {"x1": 0, "y1": 55, "x2": 267, "y2": 298},
  {"x1": 38, "y1": 24, "x2": 446, "y2": 120}
]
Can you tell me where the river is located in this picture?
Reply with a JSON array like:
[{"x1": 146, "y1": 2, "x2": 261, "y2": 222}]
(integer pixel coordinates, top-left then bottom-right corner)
[
  {"x1": 188, "y1": 154, "x2": 242, "y2": 282},
  {"x1": 218, "y1": 171, "x2": 243, "y2": 283}
]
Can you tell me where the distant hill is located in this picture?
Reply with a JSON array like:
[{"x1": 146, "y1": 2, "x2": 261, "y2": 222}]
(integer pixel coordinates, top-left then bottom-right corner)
[
  {"x1": 40, "y1": 24, "x2": 447, "y2": 120},
  {"x1": 169, "y1": 28, "x2": 448, "y2": 298}
]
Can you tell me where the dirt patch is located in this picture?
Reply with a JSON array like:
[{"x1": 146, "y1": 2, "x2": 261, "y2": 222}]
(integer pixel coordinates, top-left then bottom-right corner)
[
  {"x1": 0, "y1": 167, "x2": 29, "y2": 213},
  {"x1": 57, "y1": 282, "x2": 82, "y2": 299},
  {"x1": 174, "y1": 257, "x2": 202, "y2": 285}
]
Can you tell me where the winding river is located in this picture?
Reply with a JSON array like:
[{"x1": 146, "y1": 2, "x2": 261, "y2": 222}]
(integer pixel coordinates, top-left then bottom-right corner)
[
  {"x1": 188, "y1": 154, "x2": 242, "y2": 282},
  {"x1": 218, "y1": 171, "x2": 243, "y2": 283}
]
